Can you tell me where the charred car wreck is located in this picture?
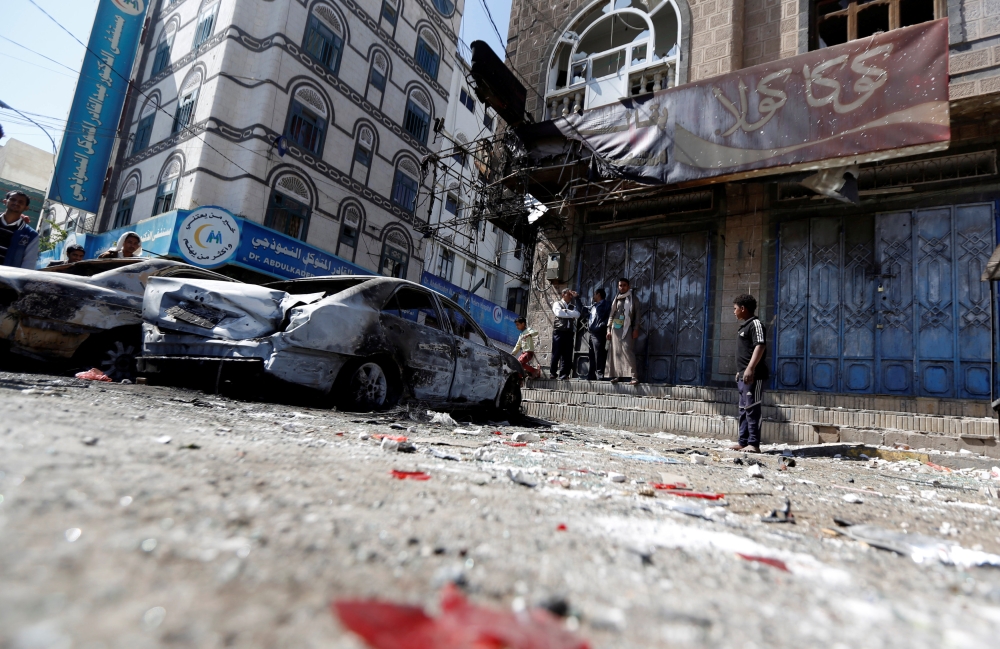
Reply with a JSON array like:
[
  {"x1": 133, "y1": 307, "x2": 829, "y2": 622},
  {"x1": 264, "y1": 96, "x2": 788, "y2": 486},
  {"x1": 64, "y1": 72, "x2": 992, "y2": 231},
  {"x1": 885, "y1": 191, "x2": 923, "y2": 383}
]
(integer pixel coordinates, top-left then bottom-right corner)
[
  {"x1": 0, "y1": 259, "x2": 235, "y2": 380},
  {"x1": 138, "y1": 276, "x2": 524, "y2": 412}
]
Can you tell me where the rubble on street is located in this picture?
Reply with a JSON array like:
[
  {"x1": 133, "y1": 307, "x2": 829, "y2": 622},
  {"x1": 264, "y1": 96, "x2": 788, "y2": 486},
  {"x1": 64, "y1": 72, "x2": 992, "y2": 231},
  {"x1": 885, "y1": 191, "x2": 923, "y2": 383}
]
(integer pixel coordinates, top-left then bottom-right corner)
[{"x1": 2, "y1": 371, "x2": 1000, "y2": 647}]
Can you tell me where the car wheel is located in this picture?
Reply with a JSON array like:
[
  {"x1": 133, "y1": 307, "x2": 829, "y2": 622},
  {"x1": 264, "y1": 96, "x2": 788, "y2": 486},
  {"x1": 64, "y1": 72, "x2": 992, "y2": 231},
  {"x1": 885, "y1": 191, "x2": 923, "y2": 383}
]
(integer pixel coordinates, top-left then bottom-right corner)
[
  {"x1": 77, "y1": 329, "x2": 140, "y2": 382},
  {"x1": 498, "y1": 377, "x2": 522, "y2": 415},
  {"x1": 347, "y1": 361, "x2": 391, "y2": 410}
]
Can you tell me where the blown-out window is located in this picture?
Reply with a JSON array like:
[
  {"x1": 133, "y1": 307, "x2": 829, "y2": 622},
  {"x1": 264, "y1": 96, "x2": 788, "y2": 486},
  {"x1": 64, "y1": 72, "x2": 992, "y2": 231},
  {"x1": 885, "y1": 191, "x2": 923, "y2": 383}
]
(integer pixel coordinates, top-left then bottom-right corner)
[
  {"x1": 381, "y1": 0, "x2": 398, "y2": 26},
  {"x1": 151, "y1": 27, "x2": 174, "y2": 76},
  {"x1": 415, "y1": 35, "x2": 440, "y2": 78},
  {"x1": 172, "y1": 90, "x2": 197, "y2": 134},
  {"x1": 812, "y1": 0, "x2": 938, "y2": 49},
  {"x1": 114, "y1": 197, "x2": 134, "y2": 229},
  {"x1": 153, "y1": 180, "x2": 176, "y2": 215},
  {"x1": 403, "y1": 95, "x2": 430, "y2": 144},
  {"x1": 193, "y1": 2, "x2": 218, "y2": 49},
  {"x1": 391, "y1": 167, "x2": 419, "y2": 213},
  {"x1": 132, "y1": 111, "x2": 155, "y2": 155},
  {"x1": 354, "y1": 127, "x2": 374, "y2": 169},
  {"x1": 264, "y1": 189, "x2": 310, "y2": 240}
]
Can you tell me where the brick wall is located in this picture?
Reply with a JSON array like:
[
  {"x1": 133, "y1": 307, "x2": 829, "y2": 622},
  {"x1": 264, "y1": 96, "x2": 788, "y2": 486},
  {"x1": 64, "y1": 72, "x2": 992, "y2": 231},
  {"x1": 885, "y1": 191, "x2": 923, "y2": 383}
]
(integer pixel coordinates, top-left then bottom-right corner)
[{"x1": 690, "y1": 0, "x2": 745, "y2": 80}]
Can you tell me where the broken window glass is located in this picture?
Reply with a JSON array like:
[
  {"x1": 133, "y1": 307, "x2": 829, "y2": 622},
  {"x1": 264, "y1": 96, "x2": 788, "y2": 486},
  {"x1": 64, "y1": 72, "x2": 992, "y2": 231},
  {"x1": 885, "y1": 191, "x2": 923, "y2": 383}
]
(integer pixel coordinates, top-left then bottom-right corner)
[
  {"x1": 386, "y1": 288, "x2": 443, "y2": 330},
  {"x1": 812, "y1": 0, "x2": 938, "y2": 49}
]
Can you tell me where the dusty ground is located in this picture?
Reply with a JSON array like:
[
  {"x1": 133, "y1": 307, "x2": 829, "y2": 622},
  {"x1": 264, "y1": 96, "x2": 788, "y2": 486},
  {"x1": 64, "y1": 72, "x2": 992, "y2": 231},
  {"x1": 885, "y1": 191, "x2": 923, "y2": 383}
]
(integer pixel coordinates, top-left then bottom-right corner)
[{"x1": 2, "y1": 370, "x2": 1000, "y2": 649}]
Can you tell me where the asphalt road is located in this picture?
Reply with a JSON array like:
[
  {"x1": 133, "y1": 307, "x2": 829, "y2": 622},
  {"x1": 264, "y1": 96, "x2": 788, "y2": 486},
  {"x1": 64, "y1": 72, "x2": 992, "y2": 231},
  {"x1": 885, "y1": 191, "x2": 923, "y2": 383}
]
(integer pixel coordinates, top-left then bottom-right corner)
[{"x1": 2, "y1": 370, "x2": 1000, "y2": 649}]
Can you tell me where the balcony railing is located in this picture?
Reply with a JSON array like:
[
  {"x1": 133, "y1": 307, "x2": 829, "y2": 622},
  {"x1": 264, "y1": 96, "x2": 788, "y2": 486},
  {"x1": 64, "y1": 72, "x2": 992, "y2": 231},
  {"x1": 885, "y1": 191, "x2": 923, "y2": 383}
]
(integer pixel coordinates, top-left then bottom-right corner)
[{"x1": 544, "y1": 57, "x2": 678, "y2": 120}]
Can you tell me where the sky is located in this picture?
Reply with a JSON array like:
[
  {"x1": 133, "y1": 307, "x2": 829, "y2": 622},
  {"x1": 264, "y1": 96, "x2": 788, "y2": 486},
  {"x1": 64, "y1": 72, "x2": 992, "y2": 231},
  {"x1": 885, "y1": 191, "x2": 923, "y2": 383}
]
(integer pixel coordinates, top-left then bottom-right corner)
[{"x1": 0, "y1": 0, "x2": 511, "y2": 157}]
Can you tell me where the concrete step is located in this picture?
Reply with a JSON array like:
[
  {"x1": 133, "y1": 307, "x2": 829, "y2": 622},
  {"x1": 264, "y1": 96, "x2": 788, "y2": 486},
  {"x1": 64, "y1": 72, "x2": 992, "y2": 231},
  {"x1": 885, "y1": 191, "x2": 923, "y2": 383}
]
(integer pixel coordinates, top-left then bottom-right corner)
[
  {"x1": 527, "y1": 379, "x2": 994, "y2": 418},
  {"x1": 520, "y1": 381, "x2": 1000, "y2": 458},
  {"x1": 521, "y1": 388, "x2": 1000, "y2": 438}
]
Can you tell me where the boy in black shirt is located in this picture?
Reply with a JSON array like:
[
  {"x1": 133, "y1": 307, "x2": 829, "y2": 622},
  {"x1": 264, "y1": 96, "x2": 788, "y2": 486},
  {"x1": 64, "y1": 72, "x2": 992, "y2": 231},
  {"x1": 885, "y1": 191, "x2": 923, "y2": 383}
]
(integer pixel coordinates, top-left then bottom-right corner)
[{"x1": 732, "y1": 294, "x2": 768, "y2": 453}]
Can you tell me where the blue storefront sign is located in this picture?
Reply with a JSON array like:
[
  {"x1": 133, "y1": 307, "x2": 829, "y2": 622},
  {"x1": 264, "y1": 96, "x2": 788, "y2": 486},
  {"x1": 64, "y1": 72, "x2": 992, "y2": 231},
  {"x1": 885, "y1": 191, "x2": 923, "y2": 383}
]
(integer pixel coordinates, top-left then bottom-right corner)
[
  {"x1": 420, "y1": 272, "x2": 520, "y2": 347},
  {"x1": 49, "y1": 0, "x2": 149, "y2": 213},
  {"x1": 37, "y1": 207, "x2": 520, "y2": 346}
]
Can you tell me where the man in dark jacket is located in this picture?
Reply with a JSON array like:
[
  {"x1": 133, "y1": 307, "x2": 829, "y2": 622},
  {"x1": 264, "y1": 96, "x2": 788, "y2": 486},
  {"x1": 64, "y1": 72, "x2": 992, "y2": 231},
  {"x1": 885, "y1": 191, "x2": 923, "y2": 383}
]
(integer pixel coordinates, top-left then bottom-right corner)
[
  {"x1": 586, "y1": 288, "x2": 610, "y2": 380},
  {"x1": 0, "y1": 191, "x2": 40, "y2": 269}
]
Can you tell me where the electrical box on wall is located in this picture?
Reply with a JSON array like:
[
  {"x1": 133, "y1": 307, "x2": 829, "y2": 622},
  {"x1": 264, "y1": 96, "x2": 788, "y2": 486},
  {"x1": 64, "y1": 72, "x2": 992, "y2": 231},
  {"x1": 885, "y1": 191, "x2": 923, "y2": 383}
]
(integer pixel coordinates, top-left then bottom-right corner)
[{"x1": 546, "y1": 252, "x2": 562, "y2": 281}]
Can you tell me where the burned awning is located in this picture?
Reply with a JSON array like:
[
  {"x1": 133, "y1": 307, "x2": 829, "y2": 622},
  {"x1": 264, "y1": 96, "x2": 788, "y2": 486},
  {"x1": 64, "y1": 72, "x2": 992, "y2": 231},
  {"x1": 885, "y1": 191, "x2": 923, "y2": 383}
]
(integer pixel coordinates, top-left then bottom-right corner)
[{"x1": 515, "y1": 19, "x2": 951, "y2": 190}]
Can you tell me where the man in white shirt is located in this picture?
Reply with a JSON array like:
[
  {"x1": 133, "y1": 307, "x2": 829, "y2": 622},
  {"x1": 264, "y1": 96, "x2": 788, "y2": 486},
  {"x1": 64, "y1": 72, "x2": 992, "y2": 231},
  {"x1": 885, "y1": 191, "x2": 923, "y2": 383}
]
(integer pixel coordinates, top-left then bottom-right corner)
[{"x1": 550, "y1": 288, "x2": 579, "y2": 380}]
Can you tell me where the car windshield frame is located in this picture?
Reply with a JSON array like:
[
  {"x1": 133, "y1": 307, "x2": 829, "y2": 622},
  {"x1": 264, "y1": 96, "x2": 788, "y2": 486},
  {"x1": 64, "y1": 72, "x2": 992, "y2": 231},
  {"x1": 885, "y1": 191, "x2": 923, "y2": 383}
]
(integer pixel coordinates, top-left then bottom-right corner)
[{"x1": 437, "y1": 296, "x2": 493, "y2": 348}]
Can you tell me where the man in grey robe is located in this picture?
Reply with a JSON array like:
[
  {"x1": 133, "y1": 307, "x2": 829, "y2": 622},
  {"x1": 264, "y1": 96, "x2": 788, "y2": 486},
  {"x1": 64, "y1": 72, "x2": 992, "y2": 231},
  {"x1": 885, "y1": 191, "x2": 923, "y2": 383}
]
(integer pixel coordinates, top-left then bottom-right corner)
[{"x1": 606, "y1": 278, "x2": 640, "y2": 385}]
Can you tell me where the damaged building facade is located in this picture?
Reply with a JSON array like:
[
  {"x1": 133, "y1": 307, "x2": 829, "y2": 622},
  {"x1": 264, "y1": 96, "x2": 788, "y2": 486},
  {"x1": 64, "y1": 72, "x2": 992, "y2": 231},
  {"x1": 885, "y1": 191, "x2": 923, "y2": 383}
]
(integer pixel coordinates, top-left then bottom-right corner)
[
  {"x1": 100, "y1": 0, "x2": 467, "y2": 283},
  {"x1": 503, "y1": 0, "x2": 1000, "y2": 404}
]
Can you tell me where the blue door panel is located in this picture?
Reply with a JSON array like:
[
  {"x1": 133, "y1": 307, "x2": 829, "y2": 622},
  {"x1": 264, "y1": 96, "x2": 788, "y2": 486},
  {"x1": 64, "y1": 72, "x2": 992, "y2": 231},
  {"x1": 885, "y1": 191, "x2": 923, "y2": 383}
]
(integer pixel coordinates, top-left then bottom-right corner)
[{"x1": 954, "y1": 204, "x2": 995, "y2": 398}]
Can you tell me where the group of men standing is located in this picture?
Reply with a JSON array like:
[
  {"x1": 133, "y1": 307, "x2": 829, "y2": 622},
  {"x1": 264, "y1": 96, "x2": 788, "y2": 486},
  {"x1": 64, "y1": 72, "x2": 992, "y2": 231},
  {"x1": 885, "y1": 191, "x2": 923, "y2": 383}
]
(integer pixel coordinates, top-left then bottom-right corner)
[{"x1": 511, "y1": 286, "x2": 769, "y2": 453}]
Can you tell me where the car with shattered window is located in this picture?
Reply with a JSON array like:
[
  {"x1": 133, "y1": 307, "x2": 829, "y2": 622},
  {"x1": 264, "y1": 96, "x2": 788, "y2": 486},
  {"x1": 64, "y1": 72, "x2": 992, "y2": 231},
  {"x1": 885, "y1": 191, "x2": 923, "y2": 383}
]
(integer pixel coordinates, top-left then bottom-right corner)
[
  {"x1": 138, "y1": 276, "x2": 525, "y2": 413},
  {"x1": 0, "y1": 259, "x2": 237, "y2": 380}
]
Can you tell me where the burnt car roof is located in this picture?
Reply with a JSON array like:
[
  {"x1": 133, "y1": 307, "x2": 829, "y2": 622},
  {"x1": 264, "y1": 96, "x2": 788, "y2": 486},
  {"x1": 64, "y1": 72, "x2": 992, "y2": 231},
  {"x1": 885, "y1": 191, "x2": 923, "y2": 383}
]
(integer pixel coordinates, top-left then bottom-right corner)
[{"x1": 41, "y1": 258, "x2": 146, "y2": 276}]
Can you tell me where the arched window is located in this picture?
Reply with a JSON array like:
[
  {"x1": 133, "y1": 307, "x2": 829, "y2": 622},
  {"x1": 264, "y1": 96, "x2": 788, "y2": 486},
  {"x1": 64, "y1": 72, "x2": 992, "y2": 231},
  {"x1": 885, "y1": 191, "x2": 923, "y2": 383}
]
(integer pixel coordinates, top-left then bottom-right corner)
[
  {"x1": 193, "y1": 0, "x2": 220, "y2": 50},
  {"x1": 173, "y1": 72, "x2": 202, "y2": 134},
  {"x1": 545, "y1": 0, "x2": 681, "y2": 113},
  {"x1": 431, "y1": 0, "x2": 455, "y2": 16},
  {"x1": 402, "y1": 88, "x2": 431, "y2": 144},
  {"x1": 380, "y1": 0, "x2": 398, "y2": 29},
  {"x1": 380, "y1": 228, "x2": 411, "y2": 278},
  {"x1": 153, "y1": 158, "x2": 181, "y2": 215},
  {"x1": 284, "y1": 86, "x2": 328, "y2": 155},
  {"x1": 265, "y1": 174, "x2": 312, "y2": 239},
  {"x1": 114, "y1": 175, "x2": 139, "y2": 229},
  {"x1": 304, "y1": 4, "x2": 345, "y2": 74},
  {"x1": 352, "y1": 126, "x2": 375, "y2": 183},
  {"x1": 367, "y1": 51, "x2": 389, "y2": 106},
  {"x1": 415, "y1": 28, "x2": 441, "y2": 79},
  {"x1": 151, "y1": 20, "x2": 178, "y2": 76},
  {"x1": 131, "y1": 96, "x2": 158, "y2": 155},
  {"x1": 337, "y1": 203, "x2": 363, "y2": 261},
  {"x1": 391, "y1": 158, "x2": 421, "y2": 213}
]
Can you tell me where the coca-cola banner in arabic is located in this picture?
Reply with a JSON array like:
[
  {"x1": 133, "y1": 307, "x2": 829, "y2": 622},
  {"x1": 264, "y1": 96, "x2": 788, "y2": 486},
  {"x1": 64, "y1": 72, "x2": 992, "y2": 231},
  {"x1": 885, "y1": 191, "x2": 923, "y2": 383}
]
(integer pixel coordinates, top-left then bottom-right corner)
[{"x1": 539, "y1": 19, "x2": 950, "y2": 184}]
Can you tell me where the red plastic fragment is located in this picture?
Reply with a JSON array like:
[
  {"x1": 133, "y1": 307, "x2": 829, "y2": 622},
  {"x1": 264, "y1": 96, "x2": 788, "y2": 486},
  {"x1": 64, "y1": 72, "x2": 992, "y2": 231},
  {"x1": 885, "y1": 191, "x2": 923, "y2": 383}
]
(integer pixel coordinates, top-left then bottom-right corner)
[
  {"x1": 664, "y1": 491, "x2": 725, "y2": 500},
  {"x1": 492, "y1": 431, "x2": 503, "y2": 435},
  {"x1": 556, "y1": 523, "x2": 567, "y2": 531},
  {"x1": 333, "y1": 584, "x2": 591, "y2": 649},
  {"x1": 504, "y1": 442, "x2": 527, "y2": 447},
  {"x1": 75, "y1": 368, "x2": 113, "y2": 382},
  {"x1": 737, "y1": 554, "x2": 790, "y2": 572},
  {"x1": 925, "y1": 461, "x2": 952, "y2": 473},
  {"x1": 375, "y1": 434, "x2": 409, "y2": 442},
  {"x1": 650, "y1": 482, "x2": 689, "y2": 490},
  {"x1": 391, "y1": 470, "x2": 430, "y2": 481}
]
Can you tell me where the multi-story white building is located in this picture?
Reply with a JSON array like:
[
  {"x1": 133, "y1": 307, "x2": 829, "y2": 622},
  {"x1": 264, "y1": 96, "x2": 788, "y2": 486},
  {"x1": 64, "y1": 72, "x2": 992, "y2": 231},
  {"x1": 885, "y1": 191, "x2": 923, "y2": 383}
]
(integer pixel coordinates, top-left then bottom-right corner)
[
  {"x1": 423, "y1": 53, "x2": 529, "y2": 313},
  {"x1": 100, "y1": 0, "x2": 466, "y2": 282}
]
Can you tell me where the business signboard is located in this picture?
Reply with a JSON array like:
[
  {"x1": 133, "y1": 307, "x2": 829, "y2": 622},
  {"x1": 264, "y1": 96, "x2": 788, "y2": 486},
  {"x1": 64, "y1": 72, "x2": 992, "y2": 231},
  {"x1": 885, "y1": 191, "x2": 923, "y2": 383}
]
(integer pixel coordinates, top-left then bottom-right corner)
[
  {"x1": 235, "y1": 219, "x2": 370, "y2": 278},
  {"x1": 49, "y1": 0, "x2": 149, "y2": 213},
  {"x1": 420, "y1": 271, "x2": 520, "y2": 346},
  {"x1": 521, "y1": 19, "x2": 950, "y2": 185}
]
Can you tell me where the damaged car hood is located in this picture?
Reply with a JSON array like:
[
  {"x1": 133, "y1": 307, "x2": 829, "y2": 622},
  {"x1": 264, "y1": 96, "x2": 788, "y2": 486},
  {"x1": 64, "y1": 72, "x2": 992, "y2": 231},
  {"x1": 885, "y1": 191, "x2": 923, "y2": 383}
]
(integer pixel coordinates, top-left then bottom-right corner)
[{"x1": 144, "y1": 277, "x2": 323, "y2": 340}]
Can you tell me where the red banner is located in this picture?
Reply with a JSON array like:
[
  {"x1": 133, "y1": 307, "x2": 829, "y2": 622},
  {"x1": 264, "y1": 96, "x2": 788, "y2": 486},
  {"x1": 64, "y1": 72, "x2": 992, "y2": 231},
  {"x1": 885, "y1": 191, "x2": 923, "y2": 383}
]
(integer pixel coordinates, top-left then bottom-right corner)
[{"x1": 526, "y1": 19, "x2": 950, "y2": 184}]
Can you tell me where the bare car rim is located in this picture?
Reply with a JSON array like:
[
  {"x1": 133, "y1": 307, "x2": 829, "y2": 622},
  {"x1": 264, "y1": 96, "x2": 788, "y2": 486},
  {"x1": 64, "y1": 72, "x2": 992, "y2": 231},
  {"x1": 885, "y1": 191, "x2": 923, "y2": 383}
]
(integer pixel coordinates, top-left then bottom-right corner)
[
  {"x1": 100, "y1": 340, "x2": 138, "y2": 381},
  {"x1": 350, "y1": 362, "x2": 388, "y2": 407}
]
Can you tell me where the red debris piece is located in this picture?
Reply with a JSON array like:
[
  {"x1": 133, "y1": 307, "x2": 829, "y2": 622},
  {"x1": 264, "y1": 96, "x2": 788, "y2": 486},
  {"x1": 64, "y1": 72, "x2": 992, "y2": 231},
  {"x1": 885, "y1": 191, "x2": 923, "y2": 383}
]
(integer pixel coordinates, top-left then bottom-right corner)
[
  {"x1": 75, "y1": 368, "x2": 113, "y2": 382},
  {"x1": 492, "y1": 431, "x2": 503, "y2": 435},
  {"x1": 375, "y1": 434, "x2": 409, "y2": 442},
  {"x1": 737, "y1": 554, "x2": 790, "y2": 572},
  {"x1": 925, "y1": 461, "x2": 952, "y2": 473},
  {"x1": 391, "y1": 470, "x2": 430, "y2": 481},
  {"x1": 504, "y1": 442, "x2": 528, "y2": 447},
  {"x1": 662, "y1": 491, "x2": 725, "y2": 500},
  {"x1": 556, "y1": 524, "x2": 567, "y2": 531},
  {"x1": 333, "y1": 584, "x2": 591, "y2": 649},
  {"x1": 650, "y1": 482, "x2": 689, "y2": 490}
]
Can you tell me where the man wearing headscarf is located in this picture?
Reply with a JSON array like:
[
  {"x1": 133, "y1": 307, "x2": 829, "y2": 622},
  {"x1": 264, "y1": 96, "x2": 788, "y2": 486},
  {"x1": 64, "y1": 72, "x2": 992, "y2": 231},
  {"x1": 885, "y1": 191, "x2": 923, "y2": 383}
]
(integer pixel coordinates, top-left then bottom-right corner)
[
  {"x1": 98, "y1": 231, "x2": 144, "y2": 259},
  {"x1": 606, "y1": 278, "x2": 640, "y2": 385}
]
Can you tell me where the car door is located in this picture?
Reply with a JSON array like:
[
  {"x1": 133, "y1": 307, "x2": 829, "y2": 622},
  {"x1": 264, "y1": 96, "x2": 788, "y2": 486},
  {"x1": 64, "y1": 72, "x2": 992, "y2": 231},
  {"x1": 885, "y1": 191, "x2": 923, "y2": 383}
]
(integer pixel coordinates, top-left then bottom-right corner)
[
  {"x1": 379, "y1": 287, "x2": 456, "y2": 401},
  {"x1": 438, "y1": 297, "x2": 505, "y2": 403}
]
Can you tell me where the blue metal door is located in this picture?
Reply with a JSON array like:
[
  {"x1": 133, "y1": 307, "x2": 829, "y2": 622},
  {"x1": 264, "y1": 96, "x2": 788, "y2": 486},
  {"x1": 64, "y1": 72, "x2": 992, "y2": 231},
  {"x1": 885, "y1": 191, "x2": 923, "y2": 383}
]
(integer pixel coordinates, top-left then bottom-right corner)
[
  {"x1": 775, "y1": 203, "x2": 995, "y2": 398},
  {"x1": 578, "y1": 232, "x2": 710, "y2": 383},
  {"x1": 875, "y1": 204, "x2": 995, "y2": 398}
]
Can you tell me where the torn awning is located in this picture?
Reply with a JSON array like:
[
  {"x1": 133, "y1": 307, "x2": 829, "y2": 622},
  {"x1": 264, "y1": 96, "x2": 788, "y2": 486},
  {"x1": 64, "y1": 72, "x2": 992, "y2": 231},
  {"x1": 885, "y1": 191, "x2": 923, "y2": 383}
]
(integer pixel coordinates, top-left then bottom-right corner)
[{"x1": 516, "y1": 19, "x2": 950, "y2": 186}]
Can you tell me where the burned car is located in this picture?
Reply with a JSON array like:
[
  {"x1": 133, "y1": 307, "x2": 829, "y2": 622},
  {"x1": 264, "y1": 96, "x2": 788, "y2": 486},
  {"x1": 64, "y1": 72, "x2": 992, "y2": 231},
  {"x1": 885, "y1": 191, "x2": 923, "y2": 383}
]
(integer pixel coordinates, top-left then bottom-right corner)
[
  {"x1": 138, "y1": 276, "x2": 524, "y2": 413},
  {"x1": 0, "y1": 259, "x2": 235, "y2": 380}
]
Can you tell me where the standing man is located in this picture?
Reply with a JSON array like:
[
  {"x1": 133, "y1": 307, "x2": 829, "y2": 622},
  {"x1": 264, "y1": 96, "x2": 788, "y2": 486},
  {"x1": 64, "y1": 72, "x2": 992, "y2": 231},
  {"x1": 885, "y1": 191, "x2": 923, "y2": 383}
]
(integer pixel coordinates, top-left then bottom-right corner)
[
  {"x1": 586, "y1": 288, "x2": 610, "y2": 380},
  {"x1": 0, "y1": 191, "x2": 40, "y2": 269},
  {"x1": 732, "y1": 294, "x2": 768, "y2": 453},
  {"x1": 550, "y1": 288, "x2": 580, "y2": 380},
  {"x1": 606, "y1": 278, "x2": 640, "y2": 385}
]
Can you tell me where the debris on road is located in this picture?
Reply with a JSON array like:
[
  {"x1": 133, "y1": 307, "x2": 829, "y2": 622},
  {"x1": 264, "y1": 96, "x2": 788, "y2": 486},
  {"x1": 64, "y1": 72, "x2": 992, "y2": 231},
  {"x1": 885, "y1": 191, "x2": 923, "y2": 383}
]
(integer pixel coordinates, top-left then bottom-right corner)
[
  {"x1": 838, "y1": 524, "x2": 1000, "y2": 568},
  {"x1": 390, "y1": 470, "x2": 430, "y2": 481},
  {"x1": 429, "y1": 411, "x2": 459, "y2": 427},
  {"x1": 154, "y1": 436, "x2": 171, "y2": 444},
  {"x1": 747, "y1": 465, "x2": 764, "y2": 479},
  {"x1": 81, "y1": 436, "x2": 98, "y2": 446},
  {"x1": 333, "y1": 584, "x2": 591, "y2": 649},
  {"x1": 75, "y1": 368, "x2": 113, "y2": 382},
  {"x1": 761, "y1": 499, "x2": 795, "y2": 524},
  {"x1": 508, "y1": 469, "x2": 538, "y2": 488},
  {"x1": 512, "y1": 432, "x2": 540, "y2": 443},
  {"x1": 841, "y1": 493, "x2": 865, "y2": 504},
  {"x1": 737, "y1": 554, "x2": 790, "y2": 572}
]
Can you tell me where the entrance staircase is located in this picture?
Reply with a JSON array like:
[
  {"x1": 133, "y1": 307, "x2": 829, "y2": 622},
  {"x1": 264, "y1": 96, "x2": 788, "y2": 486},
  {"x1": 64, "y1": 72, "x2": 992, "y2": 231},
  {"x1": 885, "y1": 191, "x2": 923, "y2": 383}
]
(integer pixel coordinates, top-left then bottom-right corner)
[{"x1": 521, "y1": 380, "x2": 1000, "y2": 458}]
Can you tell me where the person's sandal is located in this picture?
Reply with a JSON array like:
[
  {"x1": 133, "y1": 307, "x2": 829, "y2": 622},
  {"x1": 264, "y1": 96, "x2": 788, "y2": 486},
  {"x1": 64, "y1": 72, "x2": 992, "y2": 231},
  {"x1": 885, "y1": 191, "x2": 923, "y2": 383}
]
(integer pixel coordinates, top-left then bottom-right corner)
[
  {"x1": 730, "y1": 444, "x2": 747, "y2": 451},
  {"x1": 745, "y1": 445, "x2": 761, "y2": 453}
]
